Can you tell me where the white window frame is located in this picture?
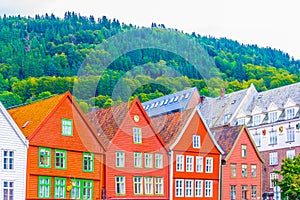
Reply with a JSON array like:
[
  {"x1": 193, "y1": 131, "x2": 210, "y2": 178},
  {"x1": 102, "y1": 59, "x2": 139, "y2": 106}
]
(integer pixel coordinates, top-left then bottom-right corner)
[
  {"x1": 176, "y1": 155, "x2": 184, "y2": 172},
  {"x1": 253, "y1": 115, "x2": 261, "y2": 126},
  {"x1": 145, "y1": 153, "x2": 153, "y2": 168},
  {"x1": 242, "y1": 164, "x2": 247, "y2": 177},
  {"x1": 269, "y1": 152, "x2": 278, "y2": 165},
  {"x1": 175, "y1": 179, "x2": 184, "y2": 197},
  {"x1": 205, "y1": 180, "x2": 213, "y2": 197},
  {"x1": 185, "y1": 180, "x2": 194, "y2": 197},
  {"x1": 155, "y1": 177, "x2": 164, "y2": 195},
  {"x1": 196, "y1": 156, "x2": 203, "y2": 172},
  {"x1": 186, "y1": 156, "x2": 194, "y2": 172},
  {"x1": 134, "y1": 152, "x2": 142, "y2": 168},
  {"x1": 251, "y1": 164, "x2": 257, "y2": 177},
  {"x1": 238, "y1": 118, "x2": 245, "y2": 125},
  {"x1": 193, "y1": 135, "x2": 200, "y2": 148},
  {"x1": 269, "y1": 111, "x2": 278, "y2": 123},
  {"x1": 115, "y1": 176, "x2": 126, "y2": 195},
  {"x1": 155, "y1": 154, "x2": 163, "y2": 169},
  {"x1": 230, "y1": 185, "x2": 236, "y2": 200},
  {"x1": 286, "y1": 128, "x2": 295, "y2": 142},
  {"x1": 286, "y1": 108, "x2": 295, "y2": 120},
  {"x1": 3, "y1": 150, "x2": 14, "y2": 170},
  {"x1": 3, "y1": 181, "x2": 14, "y2": 200},
  {"x1": 270, "y1": 173, "x2": 278, "y2": 188},
  {"x1": 116, "y1": 151, "x2": 125, "y2": 168},
  {"x1": 269, "y1": 130, "x2": 278, "y2": 145},
  {"x1": 133, "y1": 176, "x2": 143, "y2": 195},
  {"x1": 286, "y1": 149, "x2": 295, "y2": 159},
  {"x1": 253, "y1": 133, "x2": 261, "y2": 147},
  {"x1": 195, "y1": 180, "x2": 203, "y2": 197},
  {"x1": 133, "y1": 127, "x2": 142, "y2": 144},
  {"x1": 144, "y1": 177, "x2": 153, "y2": 195},
  {"x1": 241, "y1": 145, "x2": 247, "y2": 158},
  {"x1": 205, "y1": 157, "x2": 213, "y2": 173}
]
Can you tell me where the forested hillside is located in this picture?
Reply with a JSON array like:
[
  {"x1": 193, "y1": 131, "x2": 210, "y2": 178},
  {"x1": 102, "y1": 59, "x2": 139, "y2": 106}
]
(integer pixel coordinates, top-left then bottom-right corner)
[{"x1": 0, "y1": 12, "x2": 299, "y2": 110}]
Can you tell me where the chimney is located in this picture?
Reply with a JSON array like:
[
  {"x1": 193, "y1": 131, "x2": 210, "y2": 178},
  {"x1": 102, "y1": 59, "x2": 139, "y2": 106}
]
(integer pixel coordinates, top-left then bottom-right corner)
[{"x1": 220, "y1": 88, "x2": 225, "y2": 98}]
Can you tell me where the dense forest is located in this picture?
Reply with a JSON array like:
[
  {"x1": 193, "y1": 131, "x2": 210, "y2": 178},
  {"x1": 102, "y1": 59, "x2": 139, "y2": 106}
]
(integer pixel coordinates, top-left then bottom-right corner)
[{"x1": 0, "y1": 12, "x2": 299, "y2": 111}]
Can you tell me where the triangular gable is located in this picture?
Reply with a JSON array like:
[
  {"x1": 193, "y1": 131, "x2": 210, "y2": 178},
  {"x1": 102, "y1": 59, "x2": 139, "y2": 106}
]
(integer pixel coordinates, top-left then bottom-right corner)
[
  {"x1": 284, "y1": 98, "x2": 297, "y2": 108},
  {"x1": 267, "y1": 102, "x2": 279, "y2": 112},
  {"x1": 236, "y1": 109, "x2": 247, "y2": 118},
  {"x1": 251, "y1": 106, "x2": 262, "y2": 115}
]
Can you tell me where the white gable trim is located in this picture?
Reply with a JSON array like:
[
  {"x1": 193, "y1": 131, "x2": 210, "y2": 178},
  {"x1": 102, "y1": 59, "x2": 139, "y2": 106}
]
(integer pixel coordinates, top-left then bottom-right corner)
[
  {"x1": 251, "y1": 106, "x2": 262, "y2": 115},
  {"x1": 267, "y1": 102, "x2": 279, "y2": 112},
  {"x1": 284, "y1": 98, "x2": 296, "y2": 108}
]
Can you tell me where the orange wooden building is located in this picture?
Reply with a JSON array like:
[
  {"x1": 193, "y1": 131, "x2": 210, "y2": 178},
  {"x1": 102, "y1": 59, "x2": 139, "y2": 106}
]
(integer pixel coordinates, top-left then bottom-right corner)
[
  {"x1": 8, "y1": 92, "x2": 106, "y2": 199},
  {"x1": 213, "y1": 125, "x2": 264, "y2": 200},
  {"x1": 152, "y1": 107, "x2": 224, "y2": 200},
  {"x1": 87, "y1": 98, "x2": 169, "y2": 200}
]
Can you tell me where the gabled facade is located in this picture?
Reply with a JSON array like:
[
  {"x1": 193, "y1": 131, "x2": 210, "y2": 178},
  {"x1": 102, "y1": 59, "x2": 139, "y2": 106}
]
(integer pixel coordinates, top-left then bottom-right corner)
[
  {"x1": 87, "y1": 98, "x2": 169, "y2": 199},
  {"x1": 152, "y1": 107, "x2": 224, "y2": 200},
  {"x1": 212, "y1": 125, "x2": 264, "y2": 200},
  {"x1": 0, "y1": 102, "x2": 28, "y2": 200},
  {"x1": 8, "y1": 92, "x2": 105, "y2": 199}
]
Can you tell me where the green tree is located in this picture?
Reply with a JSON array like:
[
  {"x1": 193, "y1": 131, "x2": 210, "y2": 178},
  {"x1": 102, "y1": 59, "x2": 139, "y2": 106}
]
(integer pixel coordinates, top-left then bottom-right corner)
[{"x1": 0, "y1": 91, "x2": 22, "y2": 108}]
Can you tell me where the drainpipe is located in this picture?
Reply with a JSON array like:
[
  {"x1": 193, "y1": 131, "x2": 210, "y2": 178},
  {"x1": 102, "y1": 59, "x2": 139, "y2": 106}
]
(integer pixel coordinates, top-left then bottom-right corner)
[
  {"x1": 169, "y1": 151, "x2": 173, "y2": 200},
  {"x1": 219, "y1": 156, "x2": 226, "y2": 200}
]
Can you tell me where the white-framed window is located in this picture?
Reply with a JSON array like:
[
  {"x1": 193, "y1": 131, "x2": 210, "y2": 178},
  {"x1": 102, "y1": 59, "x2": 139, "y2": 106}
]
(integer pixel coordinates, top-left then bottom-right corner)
[
  {"x1": 185, "y1": 180, "x2": 194, "y2": 197},
  {"x1": 205, "y1": 157, "x2": 213, "y2": 173},
  {"x1": 62, "y1": 118, "x2": 72, "y2": 136},
  {"x1": 238, "y1": 118, "x2": 245, "y2": 125},
  {"x1": 115, "y1": 176, "x2": 125, "y2": 195},
  {"x1": 205, "y1": 180, "x2": 213, "y2": 197},
  {"x1": 175, "y1": 179, "x2": 184, "y2": 197},
  {"x1": 155, "y1": 154, "x2": 163, "y2": 169},
  {"x1": 186, "y1": 156, "x2": 194, "y2": 172},
  {"x1": 242, "y1": 164, "x2": 247, "y2": 177},
  {"x1": 253, "y1": 134, "x2": 261, "y2": 147},
  {"x1": 253, "y1": 115, "x2": 261, "y2": 126},
  {"x1": 145, "y1": 153, "x2": 153, "y2": 168},
  {"x1": 230, "y1": 185, "x2": 236, "y2": 200},
  {"x1": 286, "y1": 149, "x2": 295, "y2": 159},
  {"x1": 230, "y1": 164, "x2": 237, "y2": 177},
  {"x1": 196, "y1": 156, "x2": 203, "y2": 172},
  {"x1": 144, "y1": 177, "x2": 153, "y2": 195},
  {"x1": 251, "y1": 164, "x2": 257, "y2": 177},
  {"x1": 195, "y1": 180, "x2": 203, "y2": 197},
  {"x1": 270, "y1": 173, "x2": 278, "y2": 188},
  {"x1": 134, "y1": 152, "x2": 142, "y2": 168},
  {"x1": 133, "y1": 176, "x2": 143, "y2": 195},
  {"x1": 269, "y1": 112, "x2": 278, "y2": 123},
  {"x1": 176, "y1": 155, "x2": 184, "y2": 172},
  {"x1": 241, "y1": 145, "x2": 247, "y2": 158},
  {"x1": 3, "y1": 181, "x2": 14, "y2": 200},
  {"x1": 193, "y1": 135, "x2": 200, "y2": 148},
  {"x1": 286, "y1": 108, "x2": 295, "y2": 120},
  {"x1": 287, "y1": 128, "x2": 295, "y2": 142},
  {"x1": 269, "y1": 152, "x2": 278, "y2": 165},
  {"x1": 133, "y1": 127, "x2": 142, "y2": 144},
  {"x1": 269, "y1": 130, "x2": 277, "y2": 145},
  {"x1": 116, "y1": 151, "x2": 125, "y2": 168},
  {"x1": 3, "y1": 150, "x2": 14, "y2": 170},
  {"x1": 241, "y1": 185, "x2": 248, "y2": 200},
  {"x1": 155, "y1": 177, "x2": 164, "y2": 195}
]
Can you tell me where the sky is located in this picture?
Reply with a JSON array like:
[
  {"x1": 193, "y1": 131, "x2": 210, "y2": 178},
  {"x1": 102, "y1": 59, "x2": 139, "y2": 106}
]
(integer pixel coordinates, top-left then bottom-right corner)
[{"x1": 1, "y1": 0, "x2": 299, "y2": 59}]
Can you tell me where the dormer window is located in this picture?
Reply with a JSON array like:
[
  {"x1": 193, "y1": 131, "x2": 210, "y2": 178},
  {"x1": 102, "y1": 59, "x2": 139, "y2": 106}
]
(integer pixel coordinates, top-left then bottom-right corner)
[
  {"x1": 269, "y1": 112, "x2": 277, "y2": 123},
  {"x1": 238, "y1": 118, "x2": 245, "y2": 125},
  {"x1": 253, "y1": 115, "x2": 261, "y2": 126},
  {"x1": 286, "y1": 108, "x2": 295, "y2": 120}
]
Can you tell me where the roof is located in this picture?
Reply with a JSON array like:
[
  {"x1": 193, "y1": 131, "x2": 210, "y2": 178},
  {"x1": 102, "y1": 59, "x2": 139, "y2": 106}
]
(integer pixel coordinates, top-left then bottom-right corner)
[
  {"x1": 212, "y1": 125, "x2": 264, "y2": 162},
  {"x1": 142, "y1": 87, "x2": 199, "y2": 117}
]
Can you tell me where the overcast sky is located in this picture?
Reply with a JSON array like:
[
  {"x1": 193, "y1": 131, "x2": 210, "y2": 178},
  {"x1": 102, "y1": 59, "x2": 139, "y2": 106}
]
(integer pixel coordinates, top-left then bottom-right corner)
[{"x1": 1, "y1": 0, "x2": 299, "y2": 59}]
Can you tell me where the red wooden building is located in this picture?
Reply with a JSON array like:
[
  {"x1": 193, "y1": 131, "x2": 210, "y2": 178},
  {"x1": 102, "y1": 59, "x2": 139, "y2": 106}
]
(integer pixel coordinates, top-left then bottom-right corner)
[
  {"x1": 152, "y1": 107, "x2": 224, "y2": 200},
  {"x1": 213, "y1": 125, "x2": 264, "y2": 200},
  {"x1": 8, "y1": 92, "x2": 106, "y2": 199},
  {"x1": 87, "y1": 98, "x2": 169, "y2": 200}
]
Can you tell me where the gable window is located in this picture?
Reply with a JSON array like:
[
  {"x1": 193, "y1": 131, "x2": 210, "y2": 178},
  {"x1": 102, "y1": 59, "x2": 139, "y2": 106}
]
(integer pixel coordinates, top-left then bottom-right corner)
[
  {"x1": 175, "y1": 179, "x2": 184, "y2": 197},
  {"x1": 54, "y1": 177, "x2": 66, "y2": 198},
  {"x1": 205, "y1": 180, "x2": 213, "y2": 197},
  {"x1": 241, "y1": 145, "x2": 247, "y2": 158},
  {"x1": 176, "y1": 155, "x2": 184, "y2": 172},
  {"x1": 144, "y1": 177, "x2": 153, "y2": 195},
  {"x1": 270, "y1": 172, "x2": 278, "y2": 188},
  {"x1": 186, "y1": 156, "x2": 194, "y2": 172},
  {"x1": 3, "y1": 150, "x2": 14, "y2": 170},
  {"x1": 287, "y1": 128, "x2": 295, "y2": 142},
  {"x1": 145, "y1": 153, "x2": 153, "y2": 168},
  {"x1": 3, "y1": 181, "x2": 14, "y2": 200},
  {"x1": 195, "y1": 180, "x2": 203, "y2": 197},
  {"x1": 251, "y1": 185, "x2": 257, "y2": 199},
  {"x1": 269, "y1": 152, "x2": 278, "y2": 165},
  {"x1": 269, "y1": 130, "x2": 278, "y2": 145},
  {"x1": 253, "y1": 115, "x2": 261, "y2": 126},
  {"x1": 115, "y1": 176, "x2": 125, "y2": 195},
  {"x1": 134, "y1": 152, "x2": 142, "y2": 168},
  {"x1": 116, "y1": 151, "x2": 125, "y2": 168},
  {"x1": 39, "y1": 147, "x2": 51, "y2": 168},
  {"x1": 230, "y1": 185, "x2": 236, "y2": 200},
  {"x1": 286, "y1": 149, "x2": 295, "y2": 159},
  {"x1": 251, "y1": 164, "x2": 257, "y2": 177},
  {"x1": 82, "y1": 180, "x2": 93, "y2": 199},
  {"x1": 154, "y1": 177, "x2": 164, "y2": 195},
  {"x1": 269, "y1": 112, "x2": 277, "y2": 123},
  {"x1": 205, "y1": 157, "x2": 213, "y2": 173},
  {"x1": 253, "y1": 133, "x2": 261, "y2": 147},
  {"x1": 70, "y1": 180, "x2": 81, "y2": 199},
  {"x1": 286, "y1": 108, "x2": 295, "y2": 120},
  {"x1": 155, "y1": 154, "x2": 163, "y2": 169},
  {"x1": 55, "y1": 149, "x2": 66, "y2": 169},
  {"x1": 196, "y1": 156, "x2": 203, "y2": 172},
  {"x1": 241, "y1": 185, "x2": 248, "y2": 200},
  {"x1": 133, "y1": 176, "x2": 143, "y2": 195},
  {"x1": 62, "y1": 119, "x2": 72, "y2": 136},
  {"x1": 185, "y1": 180, "x2": 194, "y2": 197},
  {"x1": 133, "y1": 127, "x2": 142, "y2": 144},
  {"x1": 83, "y1": 153, "x2": 94, "y2": 172},
  {"x1": 193, "y1": 135, "x2": 200, "y2": 148},
  {"x1": 242, "y1": 164, "x2": 247, "y2": 177},
  {"x1": 230, "y1": 164, "x2": 237, "y2": 178},
  {"x1": 38, "y1": 176, "x2": 51, "y2": 198}
]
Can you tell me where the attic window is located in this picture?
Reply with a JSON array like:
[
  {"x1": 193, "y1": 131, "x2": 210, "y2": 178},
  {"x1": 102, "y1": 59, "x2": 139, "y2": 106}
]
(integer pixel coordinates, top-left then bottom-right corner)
[
  {"x1": 257, "y1": 95, "x2": 263, "y2": 99},
  {"x1": 169, "y1": 97, "x2": 175, "y2": 103},
  {"x1": 231, "y1": 100, "x2": 237, "y2": 104},
  {"x1": 160, "y1": 100, "x2": 165, "y2": 106},
  {"x1": 22, "y1": 121, "x2": 30, "y2": 128},
  {"x1": 154, "y1": 102, "x2": 159, "y2": 108},
  {"x1": 174, "y1": 96, "x2": 179, "y2": 102},
  {"x1": 185, "y1": 93, "x2": 190, "y2": 99},
  {"x1": 163, "y1": 99, "x2": 169, "y2": 105}
]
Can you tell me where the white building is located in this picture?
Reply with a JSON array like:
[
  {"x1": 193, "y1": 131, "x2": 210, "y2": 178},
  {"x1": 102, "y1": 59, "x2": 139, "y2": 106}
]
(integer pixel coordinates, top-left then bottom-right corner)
[{"x1": 0, "y1": 102, "x2": 28, "y2": 200}]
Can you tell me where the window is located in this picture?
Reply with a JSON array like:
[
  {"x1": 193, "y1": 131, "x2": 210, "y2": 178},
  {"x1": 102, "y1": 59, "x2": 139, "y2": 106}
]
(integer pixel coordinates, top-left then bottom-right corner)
[
  {"x1": 196, "y1": 156, "x2": 203, "y2": 172},
  {"x1": 145, "y1": 153, "x2": 153, "y2": 168},
  {"x1": 83, "y1": 153, "x2": 94, "y2": 172},
  {"x1": 269, "y1": 130, "x2": 277, "y2": 145},
  {"x1": 205, "y1": 180, "x2": 213, "y2": 197},
  {"x1": 230, "y1": 164, "x2": 237, "y2": 178},
  {"x1": 205, "y1": 157, "x2": 213, "y2": 173},
  {"x1": 185, "y1": 180, "x2": 194, "y2": 197},
  {"x1": 269, "y1": 112, "x2": 278, "y2": 123},
  {"x1": 186, "y1": 156, "x2": 194, "y2": 172},
  {"x1": 144, "y1": 177, "x2": 153, "y2": 195},
  {"x1": 241, "y1": 185, "x2": 248, "y2": 200},
  {"x1": 134, "y1": 152, "x2": 142, "y2": 168},
  {"x1": 115, "y1": 176, "x2": 125, "y2": 195},
  {"x1": 175, "y1": 179, "x2": 184, "y2": 197},
  {"x1": 62, "y1": 119, "x2": 72, "y2": 136},
  {"x1": 286, "y1": 149, "x2": 295, "y2": 159},
  {"x1": 3, "y1": 181, "x2": 14, "y2": 200},
  {"x1": 286, "y1": 108, "x2": 295, "y2": 119},
  {"x1": 133, "y1": 177, "x2": 143, "y2": 195},
  {"x1": 270, "y1": 172, "x2": 278, "y2": 188},
  {"x1": 155, "y1": 177, "x2": 164, "y2": 195},
  {"x1": 269, "y1": 152, "x2": 278, "y2": 165},
  {"x1": 3, "y1": 150, "x2": 14, "y2": 170},
  {"x1": 176, "y1": 155, "x2": 184, "y2": 172},
  {"x1": 238, "y1": 118, "x2": 245, "y2": 125},
  {"x1": 55, "y1": 149, "x2": 66, "y2": 169},
  {"x1": 251, "y1": 185, "x2": 257, "y2": 198},
  {"x1": 116, "y1": 151, "x2": 125, "y2": 168},
  {"x1": 195, "y1": 180, "x2": 203, "y2": 197},
  {"x1": 133, "y1": 127, "x2": 142, "y2": 144},
  {"x1": 253, "y1": 115, "x2": 261, "y2": 126},
  {"x1": 241, "y1": 145, "x2": 247, "y2": 158},
  {"x1": 54, "y1": 177, "x2": 66, "y2": 198},
  {"x1": 253, "y1": 134, "x2": 261, "y2": 147},
  {"x1": 82, "y1": 180, "x2": 93, "y2": 199},
  {"x1": 287, "y1": 128, "x2": 295, "y2": 142},
  {"x1": 193, "y1": 135, "x2": 200, "y2": 148},
  {"x1": 251, "y1": 164, "x2": 257, "y2": 177},
  {"x1": 39, "y1": 147, "x2": 51, "y2": 168},
  {"x1": 155, "y1": 154, "x2": 163, "y2": 169},
  {"x1": 38, "y1": 176, "x2": 51, "y2": 198},
  {"x1": 242, "y1": 164, "x2": 247, "y2": 177},
  {"x1": 230, "y1": 185, "x2": 236, "y2": 200},
  {"x1": 70, "y1": 180, "x2": 81, "y2": 199}
]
